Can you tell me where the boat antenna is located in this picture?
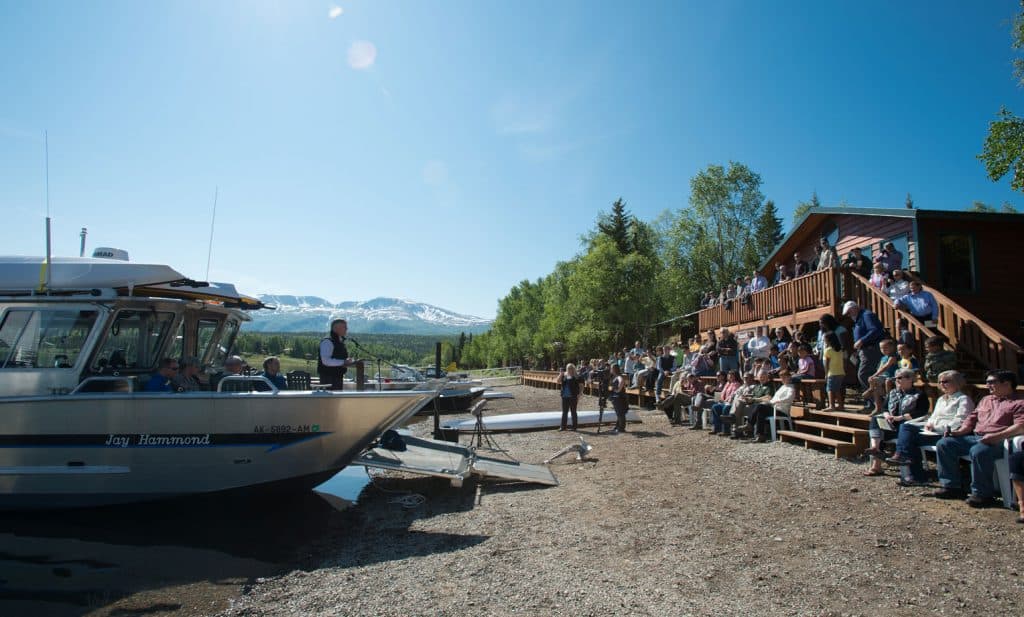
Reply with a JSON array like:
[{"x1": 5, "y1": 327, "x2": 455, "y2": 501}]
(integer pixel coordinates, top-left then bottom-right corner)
[
  {"x1": 38, "y1": 130, "x2": 52, "y2": 293},
  {"x1": 205, "y1": 186, "x2": 218, "y2": 281}
]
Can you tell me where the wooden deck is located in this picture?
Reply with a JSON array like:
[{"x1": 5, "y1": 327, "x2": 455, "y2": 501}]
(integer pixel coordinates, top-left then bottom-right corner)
[{"x1": 698, "y1": 269, "x2": 839, "y2": 333}]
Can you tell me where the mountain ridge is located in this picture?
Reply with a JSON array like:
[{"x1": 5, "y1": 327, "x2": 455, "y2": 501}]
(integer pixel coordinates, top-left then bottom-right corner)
[{"x1": 244, "y1": 295, "x2": 493, "y2": 335}]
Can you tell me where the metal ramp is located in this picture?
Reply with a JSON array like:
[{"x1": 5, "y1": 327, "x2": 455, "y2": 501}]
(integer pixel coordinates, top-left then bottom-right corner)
[{"x1": 354, "y1": 435, "x2": 558, "y2": 487}]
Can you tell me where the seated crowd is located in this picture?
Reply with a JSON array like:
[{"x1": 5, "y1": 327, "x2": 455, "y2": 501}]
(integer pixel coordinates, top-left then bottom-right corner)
[
  {"x1": 566, "y1": 282, "x2": 1023, "y2": 523},
  {"x1": 143, "y1": 355, "x2": 288, "y2": 392}
]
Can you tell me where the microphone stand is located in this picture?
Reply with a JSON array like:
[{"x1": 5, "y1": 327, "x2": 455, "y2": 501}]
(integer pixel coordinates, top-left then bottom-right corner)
[{"x1": 347, "y1": 338, "x2": 398, "y2": 392}]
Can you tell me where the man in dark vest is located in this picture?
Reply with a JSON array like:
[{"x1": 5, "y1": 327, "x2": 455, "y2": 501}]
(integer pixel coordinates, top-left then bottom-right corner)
[{"x1": 319, "y1": 318, "x2": 355, "y2": 389}]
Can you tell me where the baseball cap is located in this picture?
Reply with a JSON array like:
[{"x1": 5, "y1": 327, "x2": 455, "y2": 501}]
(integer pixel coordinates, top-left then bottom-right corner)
[{"x1": 842, "y1": 301, "x2": 858, "y2": 315}]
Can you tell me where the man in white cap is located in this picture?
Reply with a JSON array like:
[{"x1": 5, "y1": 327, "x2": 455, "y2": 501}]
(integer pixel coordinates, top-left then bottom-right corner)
[{"x1": 842, "y1": 300, "x2": 884, "y2": 410}]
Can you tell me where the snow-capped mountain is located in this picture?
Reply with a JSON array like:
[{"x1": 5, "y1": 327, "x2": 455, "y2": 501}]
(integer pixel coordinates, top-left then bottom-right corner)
[{"x1": 244, "y1": 295, "x2": 493, "y2": 335}]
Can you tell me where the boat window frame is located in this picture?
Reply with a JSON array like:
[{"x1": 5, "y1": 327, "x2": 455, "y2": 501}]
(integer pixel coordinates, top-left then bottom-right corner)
[
  {"x1": 208, "y1": 317, "x2": 241, "y2": 369},
  {"x1": 0, "y1": 306, "x2": 103, "y2": 370},
  {"x1": 90, "y1": 307, "x2": 179, "y2": 373}
]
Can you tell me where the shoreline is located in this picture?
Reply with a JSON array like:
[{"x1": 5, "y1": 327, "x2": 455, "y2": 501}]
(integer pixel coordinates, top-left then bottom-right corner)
[
  {"x1": 217, "y1": 385, "x2": 1024, "y2": 616},
  {"x1": 9, "y1": 385, "x2": 1019, "y2": 616}
]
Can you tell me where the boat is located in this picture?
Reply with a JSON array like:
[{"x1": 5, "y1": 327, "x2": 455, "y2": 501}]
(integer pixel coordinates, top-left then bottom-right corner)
[
  {"x1": 440, "y1": 409, "x2": 642, "y2": 435},
  {"x1": 0, "y1": 254, "x2": 440, "y2": 509}
]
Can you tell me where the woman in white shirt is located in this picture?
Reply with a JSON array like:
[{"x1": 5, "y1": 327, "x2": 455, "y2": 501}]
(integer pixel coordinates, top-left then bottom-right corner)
[
  {"x1": 886, "y1": 370, "x2": 974, "y2": 485},
  {"x1": 747, "y1": 371, "x2": 795, "y2": 442},
  {"x1": 887, "y1": 269, "x2": 912, "y2": 302}
]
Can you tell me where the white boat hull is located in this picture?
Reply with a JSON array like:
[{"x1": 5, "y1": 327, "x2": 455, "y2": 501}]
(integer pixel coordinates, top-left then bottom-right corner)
[{"x1": 0, "y1": 389, "x2": 436, "y2": 510}]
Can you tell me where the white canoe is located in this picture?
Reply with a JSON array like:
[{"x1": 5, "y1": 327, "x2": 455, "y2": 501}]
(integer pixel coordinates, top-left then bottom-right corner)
[
  {"x1": 0, "y1": 256, "x2": 187, "y2": 291},
  {"x1": 441, "y1": 409, "x2": 641, "y2": 433}
]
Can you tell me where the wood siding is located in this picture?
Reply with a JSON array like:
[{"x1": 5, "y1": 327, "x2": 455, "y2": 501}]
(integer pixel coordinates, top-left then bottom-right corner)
[
  {"x1": 917, "y1": 216, "x2": 1024, "y2": 344},
  {"x1": 767, "y1": 214, "x2": 915, "y2": 274},
  {"x1": 812, "y1": 215, "x2": 914, "y2": 271}
]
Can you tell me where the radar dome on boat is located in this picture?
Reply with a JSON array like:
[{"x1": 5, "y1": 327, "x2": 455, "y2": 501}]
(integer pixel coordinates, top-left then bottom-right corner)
[{"x1": 91, "y1": 247, "x2": 129, "y2": 261}]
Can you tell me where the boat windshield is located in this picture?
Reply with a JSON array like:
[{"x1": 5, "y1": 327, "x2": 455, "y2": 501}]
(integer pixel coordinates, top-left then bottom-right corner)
[
  {"x1": 167, "y1": 319, "x2": 184, "y2": 361},
  {"x1": 0, "y1": 308, "x2": 100, "y2": 369},
  {"x1": 208, "y1": 318, "x2": 240, "y2": 368},
  {"x1": 92, "y1": 310, "x2": 176, "y2": 371}
]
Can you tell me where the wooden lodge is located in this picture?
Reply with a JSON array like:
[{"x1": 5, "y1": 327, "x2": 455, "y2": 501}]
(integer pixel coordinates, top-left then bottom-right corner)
[
  {"x1": 697, "y1": 207, "x2": 1024, "y2": 375},
  {"x1": 521, "y1": 207, "x2": 1024, "y2": 461}
]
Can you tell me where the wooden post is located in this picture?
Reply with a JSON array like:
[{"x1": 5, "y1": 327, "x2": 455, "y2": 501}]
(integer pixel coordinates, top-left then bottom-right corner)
[
  {"x1": 433, "y1": 341, "x2": 443, "y2": 439},
  {"x1": 355, "y1": 360, "x2": 365, "y2": 391}
]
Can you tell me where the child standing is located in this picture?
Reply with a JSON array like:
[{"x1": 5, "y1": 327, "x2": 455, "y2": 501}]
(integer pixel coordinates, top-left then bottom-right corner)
[{"x1": 823, "y1": 332, "x2": 846, "y2": 410}]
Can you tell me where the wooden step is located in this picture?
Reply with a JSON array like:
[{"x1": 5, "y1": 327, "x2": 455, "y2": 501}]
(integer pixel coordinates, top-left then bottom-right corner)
[
  {"x1": 808, "y1": 409, "x2": 873, "y2": 426},
  {"x1": 793, "y1": 420, "x2": 869, "y2": 446},
  {"x1": 794, "y1": 420, "x2": 868, "y2": 436},
  {"x1": 777, "y1": 429, "x2": 859, "y2": 458}
]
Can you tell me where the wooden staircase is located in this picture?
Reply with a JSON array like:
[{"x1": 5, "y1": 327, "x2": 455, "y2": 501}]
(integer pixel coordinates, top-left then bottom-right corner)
[
  {"x1": 778, "y1": 407, "x2": 871, "y2": 459},
  {"x1": 844, "y1": 271, "x2": 1021, "y2": 372}
]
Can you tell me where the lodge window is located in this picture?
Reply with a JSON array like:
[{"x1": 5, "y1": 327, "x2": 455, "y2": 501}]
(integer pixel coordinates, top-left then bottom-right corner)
[
  {"x1": 820, "y1": 222, "x2": 839, "y2": 247},
  {"x1": 885, "y1": 235, "x2": 910, "y2": 271},
  {"x1": 937, "y1": 233, "x2": 977, "y2": 292}
]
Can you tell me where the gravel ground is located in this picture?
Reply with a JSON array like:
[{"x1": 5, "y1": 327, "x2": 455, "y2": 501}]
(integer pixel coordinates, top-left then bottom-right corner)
[{"x1": 217, "y1": 385, "x2": 1024, "y2": 617}]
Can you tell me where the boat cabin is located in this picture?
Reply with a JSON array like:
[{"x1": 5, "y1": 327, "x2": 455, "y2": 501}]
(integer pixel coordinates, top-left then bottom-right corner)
[{"x1": 0, "y1": 256, "x2": 260, "y2": 397}]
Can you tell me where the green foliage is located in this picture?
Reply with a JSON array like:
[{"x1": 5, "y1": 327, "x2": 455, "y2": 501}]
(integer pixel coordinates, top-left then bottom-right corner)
[
  {"x1": 1015, "y1": 1, "x2": 1024, "y2": 86},
  {"x1": 461, "y1": 161, "x2": 785, "y2": 369},
  {"x1": 792, "y1": 191, "x2": 821, "y2": 226},
  {"x1": 665, "y1": 161, "x2": 766, "y2": 291},
  {"x1": 967, "y1": 200, "x2": 1019, "y2": 213},
  {"x1": 979, "y1": 4, "x2": 1024, "y2": 193},
  {"x1": 754, "y1": 200, "x2": 784, "y2": 258},
  {"x1": 979, "y1": 108, "x2": 1024, "y2": 192},
  {"x1": 595, "y1": 198, "x2": 632, "y2": 253},
  {"x1": 232, "y1": 332, "x2": 458, "y2": 367}
]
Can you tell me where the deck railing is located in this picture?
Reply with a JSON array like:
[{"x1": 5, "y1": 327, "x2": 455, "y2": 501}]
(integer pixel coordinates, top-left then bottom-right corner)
[
  {"x1": 844, "y1": 271, "x2": 1020, "y2": 371},
  {"x1": 843, "y1": 272, "x2": 938, "y2": 362},
  {"x1": 698, "y1": 268, "x2": 839, "y2": 332}
]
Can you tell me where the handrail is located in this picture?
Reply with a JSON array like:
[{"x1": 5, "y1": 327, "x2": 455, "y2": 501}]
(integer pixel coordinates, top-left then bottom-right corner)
[
  {"x1": 71, "y1": 376, "x2": 136, "y2": 394},
  {"x1": 902, "y1": 274, "x2": 1021, "y2": 371},
  {"x1": 843, "y1": 272, "x2": 939, "y2": 362},
  {"x1": 845, "y1": 271, "x2": 1019, "y2": 371},
  {"x1": 216, "y1": 375, "x2": 279, "y2": 393},
  {"x1": 697, "y1": 268, "x2": 838, "y2": 331}
]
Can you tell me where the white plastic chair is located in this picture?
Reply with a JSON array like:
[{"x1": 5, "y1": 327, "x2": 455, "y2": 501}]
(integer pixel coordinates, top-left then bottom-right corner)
[
  {"x1": 920, "y1": 440, "x2": 1015, "y2": 509},
  {"x1": 768, "y1": 402, "x2": 793, "y2": 442},
  {"x1": 1002, "y1": 435, "x2": 1024, "y2": 509}
]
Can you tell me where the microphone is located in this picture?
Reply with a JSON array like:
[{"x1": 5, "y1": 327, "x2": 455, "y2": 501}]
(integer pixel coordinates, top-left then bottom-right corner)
[{"x1": 346, "y1": 336, "x2": 361, "y2": 347}]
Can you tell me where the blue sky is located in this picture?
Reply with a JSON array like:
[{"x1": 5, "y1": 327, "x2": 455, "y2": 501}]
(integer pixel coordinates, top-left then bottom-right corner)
[{"x1": 1, "y1": 1, "x2": 1021, "y2": 319}]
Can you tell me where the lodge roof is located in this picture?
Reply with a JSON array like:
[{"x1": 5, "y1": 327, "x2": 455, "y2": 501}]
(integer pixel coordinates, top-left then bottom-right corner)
[{"x1": 760, "y1": 206, "x2": 1024, "y2": 271}]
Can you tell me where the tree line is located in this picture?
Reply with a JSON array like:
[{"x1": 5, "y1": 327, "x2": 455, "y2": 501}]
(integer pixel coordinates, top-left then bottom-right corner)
[
  {"x1": 234, "y1": 331, "x2": 472, "y2": 368},
  {"x1": 459, "y1": 162, "x2": 784, "y2": 370}
]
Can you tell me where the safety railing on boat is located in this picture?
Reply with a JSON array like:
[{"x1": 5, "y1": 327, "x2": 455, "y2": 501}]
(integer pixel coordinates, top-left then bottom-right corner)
[
  {"x1": 71, "y1": 376, "x2": 137, "y2": 394},
  {"x1": 216, "y1": 375, "x2": 279, "y2": 393}
]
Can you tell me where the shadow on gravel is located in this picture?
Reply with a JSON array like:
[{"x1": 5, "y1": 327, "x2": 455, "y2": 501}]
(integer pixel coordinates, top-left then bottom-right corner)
[
  {"x1": 477, "y1": 479, "x2": 558, "y2": 495},
  {"x1": 627, "y1": 430, "x2": 670, "y2": 439},
  {"x1": 0, "y1": 491, "x2": 335, "y2": 616},
  {"x1": 319, "y1": 530, "x2": 490, "y2": 569},
  {"x1": 307, "y1": 476, "x2": 501, "y2": 569}
]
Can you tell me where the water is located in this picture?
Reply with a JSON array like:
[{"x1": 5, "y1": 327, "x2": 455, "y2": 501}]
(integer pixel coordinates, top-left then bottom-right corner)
[
  {"x1": 313, "y1": 465, "x2": 372, "y2": 503},
  {"x1": 0, "y1": 467, "x2": 372, "y2": 617}
]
